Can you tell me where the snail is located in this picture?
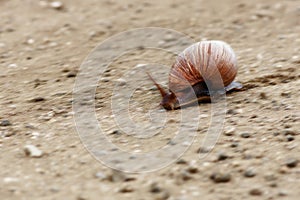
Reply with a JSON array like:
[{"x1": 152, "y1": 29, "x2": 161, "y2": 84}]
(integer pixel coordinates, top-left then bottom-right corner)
[{"x1": 148, "y1": 40, "x2": 242, "y2": 110}]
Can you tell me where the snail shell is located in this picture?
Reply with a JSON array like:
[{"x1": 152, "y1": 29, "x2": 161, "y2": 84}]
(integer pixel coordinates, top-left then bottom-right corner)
[{"x1": 149, "y1": 40, "x2": 242, "y2": 110}]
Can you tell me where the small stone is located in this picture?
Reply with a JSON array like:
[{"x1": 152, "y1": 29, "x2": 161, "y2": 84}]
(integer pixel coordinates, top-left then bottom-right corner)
[
  {"x1": 285, "y1": 158, "x2": 298, "y2": 168},
  {"x1": 286, "y1": 135, "x2": 294, "y2": 142},
  {"x1": 116, "y1": 78, "x2": 126, "y2": 86},
  {"x1": 149, "y1": 183, "x2": 170, "y2": 200},
  {"x1": 240, "y1": 132, "x2": 251, "y2": 138},
  {"x1": 278, "y1": 190, "x2": 288, "y2": 196},
  {"x1": 66, "y1": 70, "x2": 77, "y2": 78},
  {"x1": 224, "y1": 126, "x2": 235, "y2": 136},
  {"x1": 27, "y1": 38, "x2": 35, "y2": 44},
  {"x1": 24, "y1": 145, "x2": 43, "y2": 158},
  {"x1": 149, "y1": 182, "x2": 161, "y2": 193},
  {"x1": 95, "y1": 172, "x2": 107, "y2": 180},
  {"x1": 176, "y1": 158, "x2": 187, "y2": 164},
  {"x1": 110, "y1": 130, "x2": 121, "y2": 135},
  {"x1": 210, "y1": 172, "x2": 231, "y2": 183},
  {"x1": 0, "y1": 120, "x2": 12, "y2": 126},
  {"x1": 135, "y1": 63, "x2": 147, "y2": 68},
  {"x1": 28, "y1": 97, "x2": 46, "y2": 102},
  {"x1": 186, "y1": 165, "x2": 198, "y2": 174},
  {"x1": 164, "y1": 34, "x2": 175, "y2": 42},
  {"x1": 230, "y1": 142, "x2": 239, "y2": 148},
  {"x1": 281, "y1": 92, "x2": 291, "y2": 97},
  {"x1": 118, "y1": 185, "x2": 134, "y2": 193},
  {"x1": 217, "y1": 152, "x2": 229, "y2": 161},
  {"x1": 249, "y1": 188, "x2": 263, "y2": 196},
  {"x1": 8, "y1": 63, "x2": 18, "y2": 68},
  {"x1": 291, "y1": 55, "x2": 300, "y2": 64},
  {"x1": 197, "y1": 147, "x2": 210, "y2": 153},
  {"x1": 108, "y1": 169, "x2": 135, "y2": 182},
  {"x1": 244, "y1": 168, "x2": 256, "y2": 177},
  {"x1": 50, "y1": 1, "x2": 64, "y2": 10},
  {"x1": 108, "y1": 170, "x2": 126, "y2": 182},
  {"x1": 3, "y1": 177, "x2": 19, "y2": 183},
  {"x1": 179, "y1": 170, "x2": 193, "y2": 181},
  {"x1": 259, "y1": 92, "x2": 267, "y2": 99}
]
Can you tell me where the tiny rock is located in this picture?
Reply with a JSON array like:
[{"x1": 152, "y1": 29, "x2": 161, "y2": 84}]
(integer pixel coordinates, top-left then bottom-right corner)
[
  {"x1": 210, "y1": 172, "x2": 231, "y2": 183},
  {"x1": 0, "y1": 119, "x2": 12, "y2": 126},
  {"x1": 118, "y1": 185, "x2": 134, "y2": 193},
  {"x1": 179, "y1": 169, "x2": 193, "y2": 181},
  {"x1": 95, "y1": 172, "x2": 107, "y2": 180},
  {"x1": 149, "y1": 182, "x2": 170, "y2": 200},
  {"x1": 149, "y1": 182, "x2": 162, "y2": 193},
  {"x1": 28, "y1": 97, "x2": 46, "y2": 102},
  {"x1": 24, "y1": 145, "x2": 43, "y2": 158},
  {"x1": 249, "y1": 188, "x2": 263, "y2": 196},
  {"x1": 224, "y1": 126, "x2": 235, "y2": 136},
  {"x1": 244, "y1": 168, "x2": 256, "y2": 178},
  {"x1": 240, "y1": 132, "x2": 251, "y2": 138},
  {"x1": 285, "y1": 158, "x2": 298, "y2": 168},
  {"x1": 116, "y1": 78, "x2": 126, "y2": 86},
  {"x1": 50, "y1": 1, "x2": 64, "y2": 10},
  {"x1": 217, "y1": 152, "x2": 229, "y2": 161}
]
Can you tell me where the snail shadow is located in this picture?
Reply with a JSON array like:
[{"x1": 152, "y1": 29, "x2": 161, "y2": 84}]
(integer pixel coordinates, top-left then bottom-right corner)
[{"x1": 166, "y1": 84, "x2": 244, "y2": 110}]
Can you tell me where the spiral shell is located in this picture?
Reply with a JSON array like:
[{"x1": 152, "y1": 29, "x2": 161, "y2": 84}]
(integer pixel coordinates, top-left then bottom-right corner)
[{"x1": 169, "y1": 40, "x2": 237, "y2": 93}]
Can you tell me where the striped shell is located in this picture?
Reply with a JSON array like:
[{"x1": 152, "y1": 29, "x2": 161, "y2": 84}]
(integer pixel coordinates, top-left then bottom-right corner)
[{"x1": 169, "y1": 41, "x2": 237, "y2": 93}]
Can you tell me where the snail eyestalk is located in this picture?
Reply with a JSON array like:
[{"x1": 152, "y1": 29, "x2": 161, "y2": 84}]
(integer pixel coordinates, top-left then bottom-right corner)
[{"x1": 147, "y1": 72, "x2": 178, "y2": 110}]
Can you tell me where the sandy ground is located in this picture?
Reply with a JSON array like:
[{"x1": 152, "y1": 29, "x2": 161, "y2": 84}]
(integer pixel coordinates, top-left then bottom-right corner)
[{"x1": 0, "y1": 0, "x2": 300, "y2": 199}]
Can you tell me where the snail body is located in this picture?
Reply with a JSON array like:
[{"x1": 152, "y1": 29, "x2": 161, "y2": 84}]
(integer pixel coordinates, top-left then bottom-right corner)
[{"x1": 149, "y1": 40, "x2": 242, "y2": 110}]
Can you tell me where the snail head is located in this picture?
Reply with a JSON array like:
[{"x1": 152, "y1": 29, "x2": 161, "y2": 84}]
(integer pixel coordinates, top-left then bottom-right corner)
[{"x1": 147, "y1": 72, "x2": 178, "y2": 110}]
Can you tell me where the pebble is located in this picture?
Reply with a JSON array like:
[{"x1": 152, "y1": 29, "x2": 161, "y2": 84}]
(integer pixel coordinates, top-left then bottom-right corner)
[
  {"x1": 210, "y1": 172, "x2": 231, "y2": 183},
  {"x1": 259, "y1": 92, "x2": 267, "y2": 99},
  {"x1": 224, "y1": 126, "x2": 235, "y2": 136},
  {"x1": 149, "y1": 183, "x2": 170, "y2": 200},
  {"x1": 24, "y1": 145, "x2": 43, "y2": 158},
  {"x1": 26, "y1": 38, "x2": 35, "y2": 45},
  {"x1": 8, "y1": 63, "x2": 18, "y2": 68},
  {"x1": 278, "y1": 190, "x2": 288, "y2": 197},
  {"x1": 66, "y1": 70, "x2": 77, "y2": 78},
  {"x1": 186, "y1": 165, "x2": 198, "y2": 174},
  {"x1": 95, "y1": 172, "x2": 107, "y2": 180},
  {"x1": 108, "y1": 170, "x2": 135, "y2": 182},
  {"x1": 179, "y1": 169, "x2": 193, "y2": 181},
  {"x1": 110, "y1": 130, "x2": 122, "y2": 135},
  {"x1": 118, "y1": 185, "x2": 134, "y2": 193},
  {"x1": 249, "y1": 188, "x2": 263, "y2": 196},
  {"x1": 230, "y1": 142, "x2": 239, "y2": 148},
  {"x1": 285, "y1": 158, "x2": 298, "y2": 168},
  {"x1": 164, "y1": 34, "x2": 175, "y2": 42},
  {"x1": 243, "y1": 168, "x2": 256, "y2": 177},
  {"x1": 149, "y1": 182, "x2": 162, "y2": 193},
  {"x1": 0, "y1": 119, "x2": 12, "y2": 126},
  {"x1": 286, "y1": 135, "x2": 294, "y2": 142},
  {"x1": 135, "y1": 63, "x2": 147, "y2": 68},
  {"x1": 217, "y1": 152, "x2": 229, "y2": 161},
  {"x1": 116, "y1": 78, "x2": 126, "y2": 86},
  {"x1": 240, "y1": 132, "x2": 251, "y2": 138},
  {"x1": 3, "y1": 177, "x2": 19, "y2": 183},
  {"x1": 28, "y1": 97, "x2": 46, "y2": 102},
  {"x1": 176, "y1": 158, "x2": 187, "y2": 164},
  {"x1": 50, "y1": 1, "x2": 64, "y2": 10}
]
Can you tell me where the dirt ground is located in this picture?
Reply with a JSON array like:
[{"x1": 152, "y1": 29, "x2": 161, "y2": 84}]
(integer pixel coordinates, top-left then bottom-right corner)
[{"x1": 0, "y1": 0, "x2": 300, "y2": 199}]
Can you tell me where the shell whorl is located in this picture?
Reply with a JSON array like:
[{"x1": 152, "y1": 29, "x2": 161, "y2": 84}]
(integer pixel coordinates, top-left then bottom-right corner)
[{"x1": 169, "y1": 41, "x2": 238, "y2": 93}]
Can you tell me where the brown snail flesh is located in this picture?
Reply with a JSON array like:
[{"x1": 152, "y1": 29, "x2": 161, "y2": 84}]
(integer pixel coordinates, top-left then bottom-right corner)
[{"x1": 148, "y1": 40, "x2": 242, "y2": 110}]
